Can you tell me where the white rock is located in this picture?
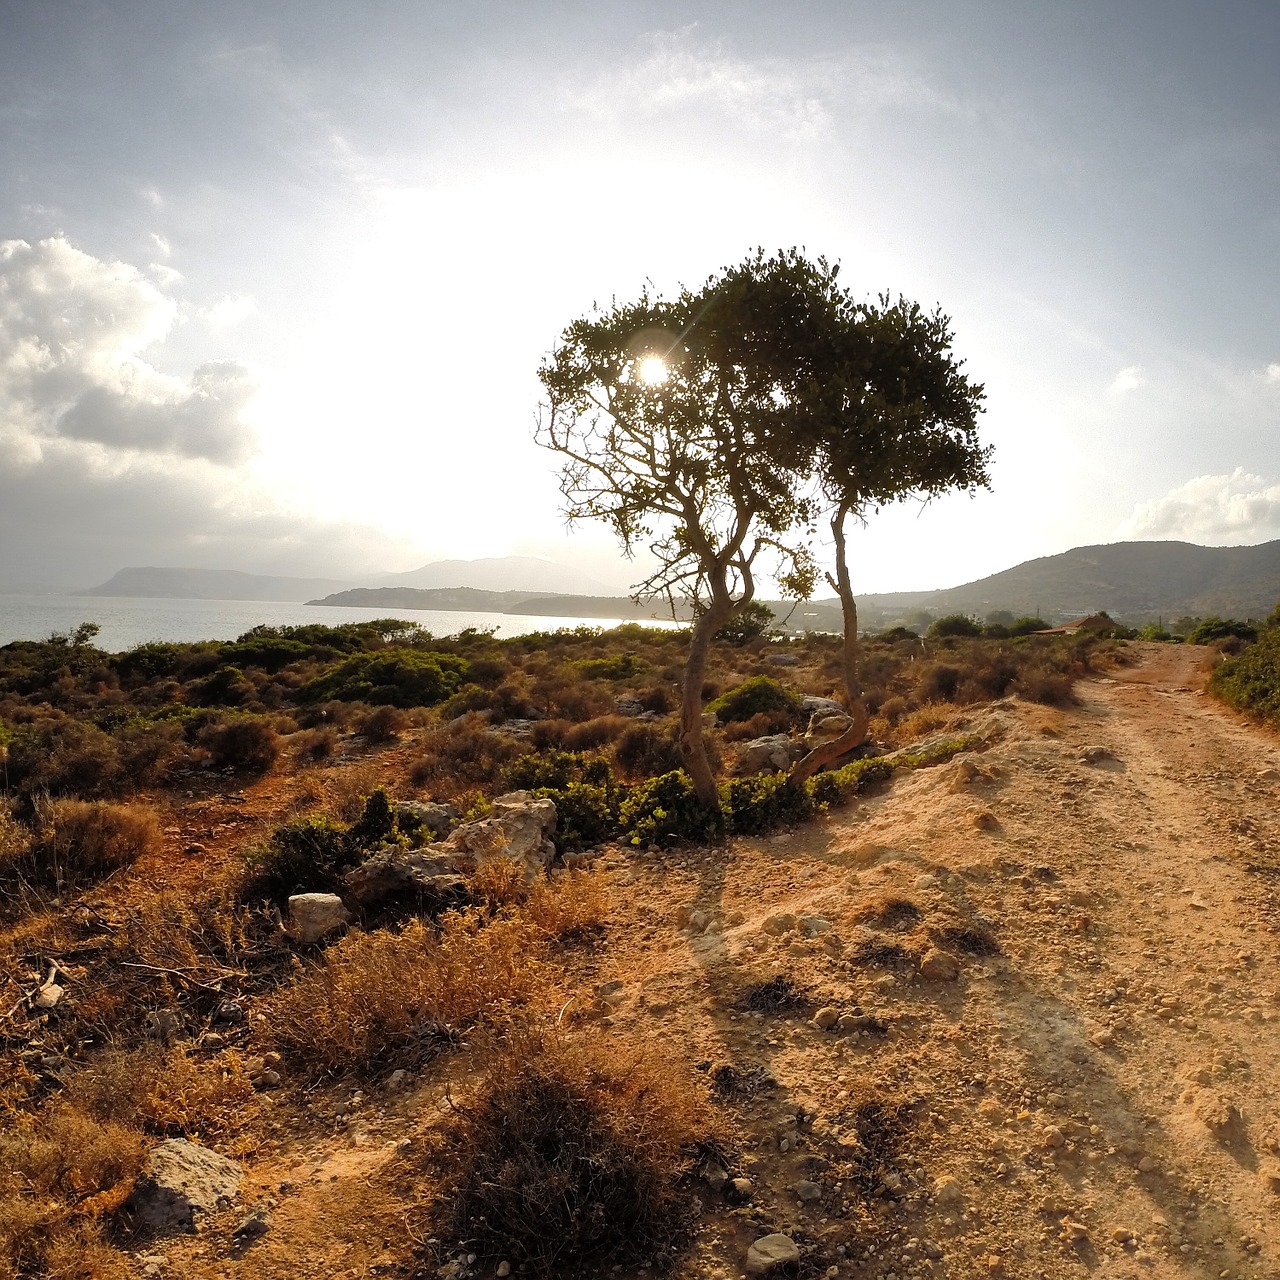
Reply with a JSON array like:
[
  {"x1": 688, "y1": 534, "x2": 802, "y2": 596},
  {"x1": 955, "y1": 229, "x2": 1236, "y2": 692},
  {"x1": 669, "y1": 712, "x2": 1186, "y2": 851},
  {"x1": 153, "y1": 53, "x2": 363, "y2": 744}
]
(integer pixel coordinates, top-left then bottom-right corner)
[
  {"x1": 287, "y1": 893, "x2": 352, "y2": 945},
  {"x1": 126, "y1": 1139, "x2": 242, "y2": 1234}
]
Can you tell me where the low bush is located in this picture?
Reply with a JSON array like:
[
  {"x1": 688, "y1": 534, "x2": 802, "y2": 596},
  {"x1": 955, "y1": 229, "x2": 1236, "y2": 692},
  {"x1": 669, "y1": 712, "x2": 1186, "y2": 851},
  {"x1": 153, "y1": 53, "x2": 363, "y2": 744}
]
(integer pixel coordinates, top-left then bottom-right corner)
[
  {"x1": 240, "y1": 814, "x2": 356, "y2": 906},
  {"x1": 1209, "y1": 626, "x2": 1280, "y2": 725},
  {"x1": 613, "y1": 721, "x2": 683, "y2": 779},
  {"x1": 197, "y1": 713, "x2": 281, "y2": 772},
  {"x1": 409, "y1": 715, "x2": 524, "y2": 792},
  {"x1": 806, "y1": 757, "x2": 893, "y2": 809},
  {"x1": 619, "y1": 771, "x2": 722, "y2": 847},
  {"x1": 267, "y1": 911, "x2": 542, "y2": 1078},
  {"x1": 928, "y1": 614, "x2": 982, "y2": 638},
  {"x1": 721, "y1": 773, "x2": 813, "y2": 835},
  {"x1": 707, "y1": 675, "x2": 800, "y2": 724},
  {"x1": 419, "y1": 1032, "x2": 709, "y2": 1278},
  {"x1": 1187, "y1": 616, "x2": 1258, "y2": 646},
  {"x1": 359, "y1": 704, "x2": 411, "y2": 742},
  {"x1": 575, "y1": 653, "x2": 645, "y2": 680},
  {"x1": 8, "y1": 800, "x2": 162, "y2": 896},
  {"x1": 301, "y1": 648, "x2": 469, "y2": 708},
  {"x1": 292, "y1": 724, "x2": 339, "y2": 761}
]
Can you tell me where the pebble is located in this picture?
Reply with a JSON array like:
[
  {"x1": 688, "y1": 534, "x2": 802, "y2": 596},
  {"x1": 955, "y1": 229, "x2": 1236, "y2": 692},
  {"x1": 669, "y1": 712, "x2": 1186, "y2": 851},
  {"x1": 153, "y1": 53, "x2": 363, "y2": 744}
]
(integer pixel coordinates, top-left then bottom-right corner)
[
  {"x1": 813, "y1": 1006, "x2": 839, "y2": 1030},
  {"x1": 794, "y1": 1179, "x2": 823, "y2": 1202},
  {"x1": 496, "y1": 1263, "x2": 511, "y2": 1277},
  {"x1": 919, "y1": 950, "x2": 961, "y2": 982}
]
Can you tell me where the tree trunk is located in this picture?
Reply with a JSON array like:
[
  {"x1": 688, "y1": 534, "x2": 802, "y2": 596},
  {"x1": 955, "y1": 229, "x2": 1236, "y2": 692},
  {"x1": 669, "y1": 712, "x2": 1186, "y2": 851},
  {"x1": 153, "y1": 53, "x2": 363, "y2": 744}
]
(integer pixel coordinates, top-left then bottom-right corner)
[
  {"x1": 678, "y1": 586, "x2": 737, "y2": 809},
  {"x1": 789, "y1": 507, "x2": 870, "y2": 785}
]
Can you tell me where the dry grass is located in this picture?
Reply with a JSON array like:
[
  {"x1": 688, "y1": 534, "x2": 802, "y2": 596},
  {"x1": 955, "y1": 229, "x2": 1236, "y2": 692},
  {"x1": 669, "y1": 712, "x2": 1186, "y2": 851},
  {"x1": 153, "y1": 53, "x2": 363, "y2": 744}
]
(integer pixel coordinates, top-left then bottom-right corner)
[
  {"x1": 0, "y1": 1103, "x2": 143, "y2": 1280},
  {"x1": 267, "y1": 910, "x2": 547, "y2": 1078},
  {"x1": 2, "y1": 800, "x2": 161, "y2": 906},
  {"x1": 466, "y1": 858, "x2": 611, "y2": 941},
  {"x1": 419, "y1": 1031, "x2": 714, "y2": 1277}
]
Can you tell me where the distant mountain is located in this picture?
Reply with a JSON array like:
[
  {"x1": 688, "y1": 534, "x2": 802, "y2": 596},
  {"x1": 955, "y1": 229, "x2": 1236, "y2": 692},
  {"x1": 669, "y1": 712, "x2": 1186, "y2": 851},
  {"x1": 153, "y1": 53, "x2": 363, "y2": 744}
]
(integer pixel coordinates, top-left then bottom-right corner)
[
  {"x1": 843, "y1": 539, "x2": 1280, "y2": 627},
  {"x1": 82, "y1": 567, "x2": 359, "y2": 602},
  {"x1": 309, "y1": 587, "x2": 544, "y2": 611},
  {"x1": 374, "y1": 556, "x2": 614, "y2": 595}
]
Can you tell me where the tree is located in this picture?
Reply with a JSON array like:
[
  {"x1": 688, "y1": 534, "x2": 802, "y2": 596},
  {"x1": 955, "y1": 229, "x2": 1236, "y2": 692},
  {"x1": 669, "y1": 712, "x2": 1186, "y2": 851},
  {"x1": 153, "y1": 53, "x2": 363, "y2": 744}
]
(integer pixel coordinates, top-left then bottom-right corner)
[
  {"x1": 786, "y1": 292, "x2": 990, "y2": 783},
  {"x1": 537, "y1": 251, "x2": 828, "y2": 805}
]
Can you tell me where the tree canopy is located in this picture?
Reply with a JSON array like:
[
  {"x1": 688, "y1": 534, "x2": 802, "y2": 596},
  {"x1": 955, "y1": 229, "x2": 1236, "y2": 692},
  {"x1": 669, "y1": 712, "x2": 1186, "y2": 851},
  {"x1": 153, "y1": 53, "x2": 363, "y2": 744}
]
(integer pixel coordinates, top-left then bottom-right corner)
[{"x1": 537, "y1": 248, "x2": 990, "y2": 804}]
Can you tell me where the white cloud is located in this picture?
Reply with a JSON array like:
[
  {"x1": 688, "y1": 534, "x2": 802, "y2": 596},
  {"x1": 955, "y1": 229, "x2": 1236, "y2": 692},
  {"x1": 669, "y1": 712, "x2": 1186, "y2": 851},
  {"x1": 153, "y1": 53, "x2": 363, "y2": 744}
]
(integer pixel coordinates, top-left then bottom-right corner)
[
  {"x1": 204, "y1": 293, "x2": 258, "y2": 330},
  {"x1": 1263, "y1": 362, "x2": 1280, "y2": 383},
  {"x1": 1121, "y1": 468, "x2": 1280, "y2": 542},
  {"x1": 148, "y1": 262, "x2": 184, "y2": 288},
  {"x1": 149, "y1": 232, "x2": 171, "y2": 257},
  {"x1": 0, "y1": 236, "x2": 256, "y2": 464},
  {"x1": 1109, "y1": 364, "x2": 1145, "y2": 393},
  {"x1": 561, "y1": 28, "x2": 943, "y2": 140}
]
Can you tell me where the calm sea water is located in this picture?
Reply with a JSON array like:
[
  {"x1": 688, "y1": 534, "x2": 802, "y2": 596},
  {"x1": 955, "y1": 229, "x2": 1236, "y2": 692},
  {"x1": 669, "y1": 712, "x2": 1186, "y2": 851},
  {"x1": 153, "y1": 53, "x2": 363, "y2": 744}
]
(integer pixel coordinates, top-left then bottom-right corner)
[{"x1": 0, "y1": 595, "x2": 679, "y2": 654}]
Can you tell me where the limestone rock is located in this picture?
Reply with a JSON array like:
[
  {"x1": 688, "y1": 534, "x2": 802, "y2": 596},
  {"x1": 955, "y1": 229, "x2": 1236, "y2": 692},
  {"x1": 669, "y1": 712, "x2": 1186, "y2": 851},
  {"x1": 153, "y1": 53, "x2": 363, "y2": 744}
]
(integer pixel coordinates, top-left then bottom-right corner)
[
  {"x1": 746, "y1": 1233, "x2": 801, "y2": 1275},
  {"x1": 804, "y1": 710, "x2": 855, "y2": 750},
  {"x1": 1080, "y1": 744, "x2": 1114, "y2": 764},
  {"x1": 813, "y1": 1006, "x2": 839, "y2": 1030},
  {"x1": 343, "y1": 850, "x2": 465, "y2": 907},
  {"x1": 394, "y1": 800, "x2": 458, "y2": 838},
  {"x1": 801, "y1": 695, "x2": 844, "y2": 717},
  {"x1": 126, "y1": 1139, "x2": 242, "y2": 1234},
  {"x1": 287, "y1": 893, "x2": 351, "y2": 945},
  {"x1": 439, "y1": 791, "x2": 557, "y2": 879},
  {"x1": 734, "y1": 734, "x2": 804, "y2": 777}
]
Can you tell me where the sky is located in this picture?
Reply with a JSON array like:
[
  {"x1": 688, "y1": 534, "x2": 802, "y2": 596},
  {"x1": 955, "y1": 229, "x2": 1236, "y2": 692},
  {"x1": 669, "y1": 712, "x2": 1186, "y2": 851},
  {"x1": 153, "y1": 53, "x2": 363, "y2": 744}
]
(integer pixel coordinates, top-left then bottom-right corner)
[{"x1": 1, "y1": 0, "x2": 1278, "y2": 594}]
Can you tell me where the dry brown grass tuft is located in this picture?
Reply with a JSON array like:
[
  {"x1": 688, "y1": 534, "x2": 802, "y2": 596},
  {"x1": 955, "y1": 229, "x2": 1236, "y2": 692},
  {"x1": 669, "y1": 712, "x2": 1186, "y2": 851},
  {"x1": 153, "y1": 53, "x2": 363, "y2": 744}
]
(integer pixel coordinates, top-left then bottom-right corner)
[
  {"x1": 465, "y1": 859, "x2": 610, "y2": 941},
  {"x1": 0, "y1": 1103, "x2": 144, "y2": 1280},
  {"x1": 419, "y1": 1031, "x2": 714, "y2": 1277},
  {"x1": 3, "y1": 800, "x2": 161, "y2": 903},
  {"x1": 267, "y1": 910, "x2": 546, "y2": 1078}
]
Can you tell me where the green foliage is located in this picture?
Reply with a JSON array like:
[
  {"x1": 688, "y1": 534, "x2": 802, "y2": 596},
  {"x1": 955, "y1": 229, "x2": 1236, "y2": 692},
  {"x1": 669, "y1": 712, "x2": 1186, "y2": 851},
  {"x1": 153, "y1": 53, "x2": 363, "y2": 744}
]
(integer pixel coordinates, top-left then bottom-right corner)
[
  {"x1": 720, "y1": 773, "x2": 813, "y2": 835},
  {"x1": 613, "y1": 721, "x2": 683, "y2": 778},
  {"x1": 301, "y1": 649, "x2": 469, "y2": 707},
  {"x1": 806, "y1": 757, "x2": 894, "y2": 809},
  {"x1": 242, "y1": 815, "x2": 358, "y2": 905},
  {"x1": 892, "y1": 735, "x2": 981, "y2": 768},
  {"x1": 875, "y1": 626, "x2": 920, "y2": 643},
  {"x1": 715, "y1": 602, "x2": 777, "y2": 646},
  {"x1": 1186, "y1": 616, "x2": 1258, "y2": 645},
  {"x1": 348, "y1": 788, "x2": 398, "y2": 848},
  {"x1": 504, "y1": 750, "x2": 598, "y2": 793},
  {"x1": 1209, "y1": 627, "x2": 1280, "y2": 725},
  {"x1": 1008, "y1": 617, "x2": 1049, "y2": 636},
  {"x1": 928, "y1": 614, "x2": 982, "y2": 638},
  {"x1": 197, "y1": 714, "x2": 281, "y2": 771},
  {"x1": 707, "y1": 675, "x2": 801, "y2": 724},
  {"x1": 534, "y1": 781, "x2": 619, "y2": 852},
  {"x1": 574, "y1": 653, "x2": 645, "y2": 680},
  {"x1": 619, "y1": 772, "x2": 723, "y2": 847}
]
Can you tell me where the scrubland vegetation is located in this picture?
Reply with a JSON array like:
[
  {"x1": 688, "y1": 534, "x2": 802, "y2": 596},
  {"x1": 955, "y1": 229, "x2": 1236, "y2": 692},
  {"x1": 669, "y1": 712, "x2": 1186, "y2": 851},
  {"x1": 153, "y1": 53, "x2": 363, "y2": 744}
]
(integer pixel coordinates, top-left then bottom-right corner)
[{"x1": 0, "y1": 612, "x2": 1129, "y2": 1276}]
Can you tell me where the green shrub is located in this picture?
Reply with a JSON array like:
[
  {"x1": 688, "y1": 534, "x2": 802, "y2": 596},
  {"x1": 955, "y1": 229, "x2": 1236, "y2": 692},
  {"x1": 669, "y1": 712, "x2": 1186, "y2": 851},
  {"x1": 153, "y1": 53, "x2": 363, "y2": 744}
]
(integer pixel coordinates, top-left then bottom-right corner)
[
  {"x1": 720, "y1": 773, "x2": 813, "y2": 835},
  {"x1": 241, "y1": 814, "x2": 357, "y2": 905},
  {"x1": 707, "y1": 675, "x2": 800, "y2": 724},
  {"x1": 575, "y1": 653, "x2": 645, "y2": 680},
  {"x1": 302, "y1": 649, "x2": 469, "y2": 708},
  {"x1": 1187, "y1": 616, "x2": 1258, "y2": 646},
  {"x1": 1209, "y1": 627, "x2": 1280, "y2": 725},
  {"x1": 504, "y1": 750, "x2": 593, "y2": 792},
  {"x1": 534, "y1": 781, "x2": 619, "y2": 852},
  {"x1": 1007, "y1": 617, "x2": 1049, "y2": 636},
  {"x1": 928, "y1": 614, "x2": 982, "y2": 638},
  {"x1": 806, "y1": 757, "x2": 893, "y2": 808},
  {"x1": 619, "y1": 771, "x2": 722, "y2": 846},
  {"x1": 715, "y1": 602, "x2": 777, "y2": 645}
]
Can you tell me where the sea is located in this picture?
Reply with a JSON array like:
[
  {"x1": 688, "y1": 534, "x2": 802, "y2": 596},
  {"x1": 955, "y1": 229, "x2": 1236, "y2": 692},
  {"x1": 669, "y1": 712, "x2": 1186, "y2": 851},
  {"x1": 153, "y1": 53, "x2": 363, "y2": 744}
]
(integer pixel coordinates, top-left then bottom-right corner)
[{"x1": 0, "y1": 594, "x2": 681, "y2": 654}]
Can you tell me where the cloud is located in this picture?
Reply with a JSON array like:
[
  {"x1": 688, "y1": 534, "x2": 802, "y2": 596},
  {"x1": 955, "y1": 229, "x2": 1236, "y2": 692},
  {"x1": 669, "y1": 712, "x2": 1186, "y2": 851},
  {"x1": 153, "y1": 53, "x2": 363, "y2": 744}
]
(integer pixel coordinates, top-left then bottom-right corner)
[
  {"x1": 1263, "y1": 362, "x2": 1280, "y2": 383},
  {"x1": 561, "y1": 28, "x2": 944, "y2": 141},
  {"x1": 203, "y1": 293, "x2": 258, "y2": 330},
  {"x1": 149, "y1": 232, "x2": 171, "y2": 257},
  {"x1": 1121, "y1": 468, "x2": 1280, "y2": 542},
  {"x1": 148, "y1": 262, "x2": 184, "y2": 288},
  {"x1": 1109, "y1": 365, "x2": 1145, "y2": 393},
  {"x1": 0, "y1": 236, "x2": 256, "y2": 463}
]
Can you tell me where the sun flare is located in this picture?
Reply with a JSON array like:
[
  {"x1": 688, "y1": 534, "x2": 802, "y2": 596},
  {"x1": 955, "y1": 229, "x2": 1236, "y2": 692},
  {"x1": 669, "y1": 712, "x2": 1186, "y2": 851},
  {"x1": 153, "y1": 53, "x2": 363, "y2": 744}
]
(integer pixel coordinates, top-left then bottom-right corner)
[{"x1": 638, "y1": 355, "x2": 668, "y2": 386}]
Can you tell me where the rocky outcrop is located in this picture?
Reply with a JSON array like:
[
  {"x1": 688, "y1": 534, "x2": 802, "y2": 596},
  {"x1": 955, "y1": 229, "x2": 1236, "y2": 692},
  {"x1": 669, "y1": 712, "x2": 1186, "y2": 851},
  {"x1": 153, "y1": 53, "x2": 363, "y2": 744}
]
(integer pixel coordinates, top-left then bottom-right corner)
[
  {"x1": 804, "y1": 710, "x2": 856, "y2": 749},
  {"x1": 734, "y1": 734, "x2": 805, "y2": 777},
  {"x1": 125, "y1": 1139, "x2": 242, "y2": 1234},
  {"x1": 344, "y1": 792, "x2": 558, "y2": 906}
]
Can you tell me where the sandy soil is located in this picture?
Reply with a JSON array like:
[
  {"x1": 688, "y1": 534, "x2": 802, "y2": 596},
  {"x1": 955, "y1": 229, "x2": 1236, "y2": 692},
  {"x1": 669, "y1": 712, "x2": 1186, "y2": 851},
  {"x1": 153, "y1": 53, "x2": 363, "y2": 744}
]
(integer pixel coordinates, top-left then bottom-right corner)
[{"x1": 84, "y1": 644, "x2": 1280, "y2": 1278}]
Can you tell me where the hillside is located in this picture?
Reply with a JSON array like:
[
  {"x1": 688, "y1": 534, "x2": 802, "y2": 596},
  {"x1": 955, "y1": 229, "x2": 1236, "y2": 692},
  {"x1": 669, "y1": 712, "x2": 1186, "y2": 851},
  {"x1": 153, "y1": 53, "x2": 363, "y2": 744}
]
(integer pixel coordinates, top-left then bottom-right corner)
[
  {"x1": 81, "y1": 567, "x2": 359, "y2": 602},
  {"x1": 374, "y1": 556, "x2": 615, "y2": 595},
  {"x1": 852, "y1": 539, "x2": 1280, "y2": 625}
]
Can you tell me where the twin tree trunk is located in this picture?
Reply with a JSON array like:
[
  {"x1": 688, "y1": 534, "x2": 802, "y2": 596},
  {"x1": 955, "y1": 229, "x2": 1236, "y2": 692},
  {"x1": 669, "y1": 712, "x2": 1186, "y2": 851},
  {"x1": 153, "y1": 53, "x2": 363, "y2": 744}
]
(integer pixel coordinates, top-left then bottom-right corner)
[{"x1": 678, "y1": 509, "x2": 869, "y2": 810}]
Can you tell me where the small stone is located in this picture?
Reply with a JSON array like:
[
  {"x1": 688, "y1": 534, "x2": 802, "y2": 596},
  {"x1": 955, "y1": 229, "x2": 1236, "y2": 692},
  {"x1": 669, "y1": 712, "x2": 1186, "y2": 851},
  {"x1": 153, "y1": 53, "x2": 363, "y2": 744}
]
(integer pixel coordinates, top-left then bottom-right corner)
[
  {"x1": 1259, "y1": 1163, "x2": 1280, "y2": 1193},
  {"x1": 1137, "y1": 1155, "x2": 1157, "y2": 1172},
  {"x1": 762, "y1": 913, "x2": 797, "y2": 936},
  {"x1": 914, "y1": 873, "x2": 940, "y2": 890},
  {"x1": 813, "y1": 1006, "x2": 839, "y2": 1030},
  {"x1": 1080, "y1": 745, "x2": 1114, "y2": 764},
  {"x1": 1042, "y1": 1125, "x2": 1066, "y2": 1149},
  {"x1": 1059, "y1": 1218, "x2": 1089, "y2": 1242},
  {"x1": 746, "y1": 1233, "x2": 801, "y2": 1276},
  {"x1": 799, "y1": 914, "x2": 832, "y2": 936},
  {"x1": 1255, "y1": 767, "x2": 1279, "y2": 783},
  {"x1": 728, "y1": 1176, "x2": 754, "y2": 1202},
  {"x1": 970, "y1": 809, "x2": 999, "y2": 831},
  {"x1": 496, "y1": 1264, "x2": 511, "y2": 1278},
  {"x1": 933, "y1": 1174, "x2": 963, "y2": 1204},
  {"x1": 794, "y1": 1179, "x2": 822, "y2": 1202},
  {"x1": 1111, "y1": 1227, "x2": 1135, "y2": 1244},
  {"x1": 33, "y1": 983, "x2": 64, "y2": 1009},
  {"x1": 919, "y1": 949, "x2": 961, "y2": 982}
]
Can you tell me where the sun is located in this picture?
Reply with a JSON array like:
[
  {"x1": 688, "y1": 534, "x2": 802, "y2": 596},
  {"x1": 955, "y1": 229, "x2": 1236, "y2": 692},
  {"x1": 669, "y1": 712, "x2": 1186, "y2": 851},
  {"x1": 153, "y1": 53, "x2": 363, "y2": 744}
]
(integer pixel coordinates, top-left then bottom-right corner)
[{"x1": 637, "y1": 355, "x2": 668, "y2": 386}]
